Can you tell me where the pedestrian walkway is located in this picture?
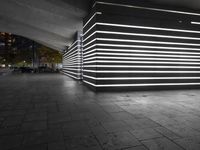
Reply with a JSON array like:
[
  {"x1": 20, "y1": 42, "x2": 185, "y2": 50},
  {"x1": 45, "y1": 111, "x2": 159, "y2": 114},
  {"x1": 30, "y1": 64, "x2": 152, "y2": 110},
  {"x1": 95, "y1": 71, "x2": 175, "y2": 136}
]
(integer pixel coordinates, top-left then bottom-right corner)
[{"x1": 0, "y1": 73, "x2": 200, "y2": 150}]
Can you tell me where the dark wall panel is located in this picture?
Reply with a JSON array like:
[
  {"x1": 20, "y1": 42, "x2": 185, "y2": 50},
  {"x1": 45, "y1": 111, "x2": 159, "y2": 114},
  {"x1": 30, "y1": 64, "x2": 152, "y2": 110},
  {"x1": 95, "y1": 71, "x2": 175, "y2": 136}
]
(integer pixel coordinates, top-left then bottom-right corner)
[{"x1": 83, "y1": 0, "x2": 200, "y2": 90}]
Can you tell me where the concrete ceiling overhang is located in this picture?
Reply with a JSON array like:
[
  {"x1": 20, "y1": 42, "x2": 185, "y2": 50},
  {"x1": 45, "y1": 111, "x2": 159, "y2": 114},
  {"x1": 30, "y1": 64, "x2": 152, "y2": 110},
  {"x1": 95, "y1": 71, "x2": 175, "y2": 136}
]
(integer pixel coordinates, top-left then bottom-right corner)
[
  {"x1": 0, "y1": 0, "x2": 92, "y2": 51},
  {"x1": 0, "y1": 0, "x2": 200, "y2": 51}
]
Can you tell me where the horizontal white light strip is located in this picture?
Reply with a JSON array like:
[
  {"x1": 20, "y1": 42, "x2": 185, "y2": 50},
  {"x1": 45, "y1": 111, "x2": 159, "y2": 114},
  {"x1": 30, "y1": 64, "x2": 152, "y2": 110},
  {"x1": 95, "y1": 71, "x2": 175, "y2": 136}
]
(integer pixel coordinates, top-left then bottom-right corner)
[
  {"x1": 63, "y1": 68, "x2": 80, "y2": 71},
  {"x1": 95, "y1": 43, "x2": 200, "y2": 51},
  {"x1": 83, "y1": 22, "x2": 200, "y2": 42},
  {"x1": 63, "y1": 49, "x2": 79, "y2": 57},
  {"x1": 83, "y1": 60, "x2": 200, "y2": 65},
  {"x1": 84, "y1": 49, "x2": 96, "y2": 55},
  {"x1": 64, "y1": 53, "x2": 81, "y2": 59},
  {"x1": 96, "y1": 1, "x2": 200, "y2": 16},
  {"x1": 191, "y1": 21, "x2": 200, "y2": 25},
  {"x1": 64, "y1": 51, "x2": 78, "y2": 58},
  {"x1": 62, "y1": 72, "x2": 80, "y2": 80},
  {"x1": 62, "y1": 65, "x2": 80, "y2": 68},
  {"x1": 84, "y1": 44, "x2": 96, "y2": 51},
  {"x1": 83, "y1": 70, "x2": 200, "y2": 73},
  {"x1": 83, "y1": 32, "x2": 96, "y2": 43},
  {"x1": 64, "y1": 57, "x2": 81, "y2": 62},
  {"x1": 97, "y1": 38, "x2": 200, "y2": 47},
  {"x1": 93, "y1": 48, "x2": 200, "y2": 56},
  {"x1": 63, "y1": 63, "x2": 82, "y2": 66},
  {"x1": 84, "y1": 52, "x2": 200, "y2": 59},
  {"x1": 84, "y1": 56, "x2": 200, "y2": 62},
  {"x1": 64, "y1": 55, "x2": 80, "y2": 61},
  {"x1": 83, "y1": 75, "x2": 200, "y2": 80},
  {"x1": 96, "y1": 22, "x2": 200, "y2": 34},
  {"x1": 83, "y1": 65, "x2": 200, "y2": 69},
  {"x1": 68, "y1": 40, "x2": 80, "y2": 49},
  {"x1": 83, "y1": 39, "x2": 96, "y2": 48},
  {"x1": 83, "y1": 80, "x2": 200, "y2": 87},
  {"x1": 62, "y1": 70, "x2": 81, "y2": 75},
  {"x1": 68, "y1": 45, "x2": 81, "y2": 54},
  {"x1": 69, "y1": 45, "x2": 81, "y2": 53},
  {"x1": 96, "y1": 31, "x2": 200, "y2": 41},
  {"x1": 83, "y1": 12, "x2": 102, "y2": 29},
  {"x1": 84, "y1": 24, "x2": 96, "y2": 36}
]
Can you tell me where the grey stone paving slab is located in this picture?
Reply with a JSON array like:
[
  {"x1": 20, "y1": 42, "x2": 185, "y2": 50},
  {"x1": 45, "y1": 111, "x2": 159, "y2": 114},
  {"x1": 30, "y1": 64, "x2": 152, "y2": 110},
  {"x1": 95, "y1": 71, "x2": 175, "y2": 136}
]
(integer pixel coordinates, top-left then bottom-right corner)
[
  {"x1": 21, "y1": 121, "x2": 47, "y2": 132},
  {"x1": 0, "y1": 134, "x2": 23, "y2": 150},
  {"x1": 130, "y1": 128, "x2": 163, "y2": 140},
  {"x1": 14, "y1": 144, "x2": 48, "y2": 150},
  {"x1": 24, "y1": 112, "x2": 47, "y2": 122},
  {"x1": 124, "y1": 145, "x2": 148, "y2": 150},
  {"x1": 102, "y1": 121, "x2": 132, "y2": 133},
  {"x1": 1, "y1": 74, "x2": 200, "y2": 150},
  {"x1": 142, "y1": 137, "x2": 184, "y2": 150},
  {"x1": 96, "y1": 131, "x2": 141, "y2": 150},
  {"x1": 62, "y1": 121, "x2": 92, "y2": 137},
  {"x1": 65, "y1": 135, "x2": 101, "y2": 150},
  {"x1": 110, "y1": 112, "x2": 136, "y2": 121},
  {"x1": 22, "y1": 128, "x2": 64, "y2": 146},
  {"x1": 154, "y1": 126, "x2": 181, "y2": 140},
  {"x1": 48, "y1": 141, "x2": 66, "y2": 150},
  {"x1": 124, "y1": 118, "x2": 161, "y2": 130},
  {"x1": 174, "y1": 136, "x2": 200, "y2": 150}
]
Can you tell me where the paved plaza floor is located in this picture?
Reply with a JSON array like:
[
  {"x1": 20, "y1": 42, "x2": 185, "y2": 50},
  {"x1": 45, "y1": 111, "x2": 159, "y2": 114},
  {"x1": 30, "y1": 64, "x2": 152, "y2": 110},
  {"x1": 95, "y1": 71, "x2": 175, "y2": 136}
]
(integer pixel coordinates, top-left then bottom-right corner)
[{"x1": 0, "y1": 73, "x2": 200, "y2": 150}]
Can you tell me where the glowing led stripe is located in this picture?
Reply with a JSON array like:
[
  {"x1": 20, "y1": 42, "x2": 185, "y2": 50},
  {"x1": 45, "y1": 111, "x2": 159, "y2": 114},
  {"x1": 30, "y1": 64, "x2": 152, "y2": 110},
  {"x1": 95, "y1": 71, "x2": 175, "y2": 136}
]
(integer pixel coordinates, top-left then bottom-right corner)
[
  {"x1": 83, "y1": 80, "x2": 96, "y2": 87},
  {"x1": 84, "y1": 44, "x2": 96, "y2": 51},
  {"x1": 64, "y1": 54, "x2": 79, "y2": 60},
  {"x1": 84, "y1": 49, "x2": 96, "y2": 55},
  {"x1": 83, "y1": 39, "x2": 96, "y2": 48},
  {"x1": 84, "y1": 53, "x2": 96, "y2": 58},
  {"x1": 64, "y1": 54, "x2": 81, "y2": 59},
  {"x1": 83, "y1": 60, "x2": 200, "y2": 65},
  {"x1": 83, "y1": 75, "x2": 200, "y2": 80},
  {"x1": 64, "y1": 51, "x2": 78, "y2": 57},
  {"x1": 97, "y1": 31, "x2": 200, "y2": 41},
  {"x1": 83, "y1": 81, "x2": 200, "y2": 87},
  {"x1": 63, "y1": 68, "x2": 80, "y2": 71},
  {"x1": 83, "y1": 23, "x2": 200, "y2": 38},
  {"x1": 63, "y1": 50, "x2": 78, "y2": 58},
  {"x1": 62, "y1": 65, "x2": 79, "y2": 68},
  {"x1": 83, "y1": 70, "x2": 200, "y2": 73},
  {"x1": 67, "y1": 46, "x2": 81, "y2": 54},
  {"x1": 84, "y1": 56, "x2": 200, "y2": 62},
  {"x1": 84, "y1": 24, "x2": 96, "y2": 36},
  {"x1": 95, "y1": 1, "x2": 200, "y2": 16},
  {"x1": 94, "y1": 48, "x2": 200, "y2": 56},
  {"x1": 62, "y1": 70, "x2": 81, "y2": 75},
  {"x1": 68, "y1": 40, "x2": 81, "y2": 49},
  {"x1": 96, "y1": 43, "x2": 200, "y2": 51},
  {"x1": 62, "y1": 72, "x2": 80, "y2": 80},
  {"x1": 191, "y1": 21, "x2": 200, "y2": 25},
  {"x1": 97, "y1": 38, "x2": 200, "y2": 47},
  {"x1": 63, "y1": 62, "x2": 82, "y2": 65},
  {"x1": 84, "y1": 52, "x2": 200, "y2": 59},
  {"x1": 96, "y1": 22, "x2": 200, "y2": 34},
  {"x1": 64, "y1": 57, "x2": 81, "y2": 62},
  {"x1": 67, "y1": 45, "x2": 81, "y2": 54},
  {"x1": 83, "y1": 32, "x2": 96, "y2": 42},
  {"x1": 83, "y1": 65, "x2": 200, "y2": 69},
  {"x1": 83, "y1": 12, "x2": 102, "y2": 29}
]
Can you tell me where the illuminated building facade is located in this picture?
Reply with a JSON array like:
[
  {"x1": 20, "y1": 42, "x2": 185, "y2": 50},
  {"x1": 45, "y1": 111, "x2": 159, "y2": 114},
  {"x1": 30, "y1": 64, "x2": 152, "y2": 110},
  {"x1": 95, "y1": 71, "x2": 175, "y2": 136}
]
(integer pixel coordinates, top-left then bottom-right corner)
[
  {"x1": 62, "y1": 32, "x2": 83, "y2": 80},
  {"x1": 64, "y1": 0, "x2": 200, "y2": 90}
]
